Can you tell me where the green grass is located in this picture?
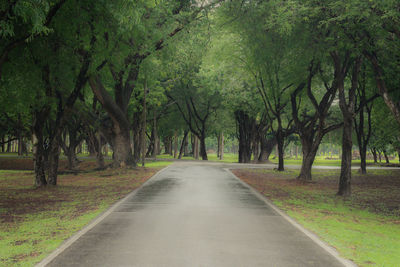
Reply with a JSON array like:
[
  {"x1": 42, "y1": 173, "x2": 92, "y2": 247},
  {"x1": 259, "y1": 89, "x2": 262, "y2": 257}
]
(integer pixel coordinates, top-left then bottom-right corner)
[
  {"x1": 235, "y1": 168, "x2": 400, "y2": 267},
  {"x1": 0, "y1": 166, "x2": 167, "y2": 266},
  {"x1": 142, "y1": 160, "x2": 174, "y2": 167},
  {"x1": 156, "y1": 153, "x2": 238, "y2": 163},
  {"x1": 152, "y1": 153, "x2": 397, "y2": 167}
]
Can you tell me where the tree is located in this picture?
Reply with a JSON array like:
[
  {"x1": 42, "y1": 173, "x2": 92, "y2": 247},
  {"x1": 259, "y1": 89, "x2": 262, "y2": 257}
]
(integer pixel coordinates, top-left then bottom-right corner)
[
  {"x1": 291, "y1": 61, "x2": 342, "y2": 181},
  {"x1": 88, "y1": 1, "x2": 218, "y2": 167}
]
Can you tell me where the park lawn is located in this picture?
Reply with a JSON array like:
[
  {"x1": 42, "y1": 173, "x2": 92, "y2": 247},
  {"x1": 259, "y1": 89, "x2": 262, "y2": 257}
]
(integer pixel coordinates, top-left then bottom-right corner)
[
  {"x1": 157, "y1": 152, "x2": 238, "y2": 163},
  {"x1": 144, "y1": 152, "x2": 398, "y2": 167},
  {"x1": 0, "y1": 162, "x2": 172, "y2": 266},
  {"x1": 233, "y1": 168, "x2": 400, "y2": 267},
  {"x1": 269, "y1": 157, "x2": 380, "y2": 167}
]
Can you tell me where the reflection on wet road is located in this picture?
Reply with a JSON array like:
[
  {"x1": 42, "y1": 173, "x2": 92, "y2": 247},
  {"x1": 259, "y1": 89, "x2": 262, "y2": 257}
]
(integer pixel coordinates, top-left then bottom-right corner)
[{"x1": 46, "y1": 162, "x2": 346, "y2": 267}]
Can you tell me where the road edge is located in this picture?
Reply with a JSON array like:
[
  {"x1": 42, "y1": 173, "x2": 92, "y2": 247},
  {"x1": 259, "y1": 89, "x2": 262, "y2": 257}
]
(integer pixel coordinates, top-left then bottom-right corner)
[
  {"x1": 224, "y1": 168, "x2": 357, "y2": 267},
  {"x1": 36, "y1": 164, "x2": 173, "y2": 267}
]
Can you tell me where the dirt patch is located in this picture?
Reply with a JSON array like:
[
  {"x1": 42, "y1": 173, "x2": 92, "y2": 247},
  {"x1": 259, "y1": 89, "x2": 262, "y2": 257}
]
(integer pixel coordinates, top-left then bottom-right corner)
[
  {"x1": 0, "y1": 164, "x2": 162, "y2": 266},
  {"x1": 0, "y1": 167, "x2": 159, "y2": 224},
  {"x1": 232, "y1": 168, "x2": 400, "y2": 217},
  {"x1": 0, "y1": 157, "x2": 100, "y2": 171}
]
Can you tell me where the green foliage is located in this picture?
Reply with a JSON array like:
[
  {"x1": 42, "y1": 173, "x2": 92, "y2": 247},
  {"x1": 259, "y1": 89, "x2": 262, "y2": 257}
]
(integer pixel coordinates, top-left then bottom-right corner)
[{"x1": 0, "y1": 0, "x2": 51, "y2": 39}]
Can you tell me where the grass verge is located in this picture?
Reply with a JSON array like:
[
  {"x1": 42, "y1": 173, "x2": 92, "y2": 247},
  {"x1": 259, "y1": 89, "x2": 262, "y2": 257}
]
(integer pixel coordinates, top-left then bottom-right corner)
[
  {"x1": 233, "y1": 168, "x2": 400, "y2": 267},
  {"x1": 0, "y1": 162, "x2": 172, "y2": 266}
]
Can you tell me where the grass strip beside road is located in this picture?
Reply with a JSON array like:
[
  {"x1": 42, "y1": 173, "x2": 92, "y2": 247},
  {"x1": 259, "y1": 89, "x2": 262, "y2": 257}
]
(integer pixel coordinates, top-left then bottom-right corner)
[
  {"x1": 233, "y1": 168, "x2": 400, "y2": 267},
  {"x1": 0, "y1": 162, "x2": 172, "y2": 266}
]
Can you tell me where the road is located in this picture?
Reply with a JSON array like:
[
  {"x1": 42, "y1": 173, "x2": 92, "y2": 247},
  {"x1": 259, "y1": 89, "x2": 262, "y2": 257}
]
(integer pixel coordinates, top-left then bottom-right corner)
[{"x1": 41, "y1": 162, "x2": 354, "y2": 267}]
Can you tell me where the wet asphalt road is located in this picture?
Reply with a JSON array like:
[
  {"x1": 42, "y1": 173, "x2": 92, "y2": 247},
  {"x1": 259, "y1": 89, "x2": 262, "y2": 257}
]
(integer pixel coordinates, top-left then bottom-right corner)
[{"x1": 45, "y1": 162, "x2": 348, "y2": 267}]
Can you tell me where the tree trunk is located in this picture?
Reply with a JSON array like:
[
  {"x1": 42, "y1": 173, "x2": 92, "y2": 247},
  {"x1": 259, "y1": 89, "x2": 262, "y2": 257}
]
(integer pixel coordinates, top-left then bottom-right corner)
[
  {"x1": 217, "y1": 134, "x2": 220, "y2": 158},
  {"x1": 258, "y1": 136, "x2": 276, "y2": 163},
  {"x1": 276, "y1": 123, "x2": 285, "y2": 171},
  {"x1": 6, "y1": 137, "x2": 11, "y2": 152},
  {"x1": 132, "y1": 112, "x2": 142, "y2": 162},
  {"x1": 296, "y1": 134, "x2": 322, "y2": 181},
  {"x1": 193, "y1": 135, "x2": 199, "y2": 159},
  {"x1": 163, "y1": 136, "x2": 172, "y2": 154},
  {"x1": 383, "y1": 150, "x2": 390, "y2": 164},
  {"x1": 298, "y1": 151, "x2": 317, "y2": 181},
  {"x1": 63, "y1": 134, "x2": 80, "y2": 170},
  {"x1": 86, "y1": 138, "x2": 96, "y2": 157},
  {"x1": 178, "y1": 131, "x2": 188, "y2": 159},
  {"x1": 183, "y1": 135, "x2": 189, "y2": 156},
  {"x1": 169, "y1": 138, "x2": 173, "y2": 156},
  {"x1": 96, "y1": 135, "x2": 105, "y2": 169},
  {"x1": 359, "y1": 146, "x2": 367, "y2": 174},
  {"x1": 146, "y1": 130, "x2": 154, "y2": 157},
  {"x1": 66, "y1": 149, "x2": 78, "y2": 170},
  {"x1": 235, "y1": 110, "x2": 254, "y2": 163},
  {"x1": 173, "y1": 131, "x2": 178, "y2": 159},
  {"x1": 398, "y1": 149, "x2": 400, "y2": 164},
  {"x1": 17, "y1": 133, "x2": 22, "y2": 156},
  {"x1": 220, "y1": 132, "x2": 224, "y2": 160},
  {"x1": 89, "y1": 76, "x2": 135, "y2": 168},
  {"x1": 47, "y1": 141, "x2": 60, "y2": 185},
  {"x1": 336, "y1": 55, "x2": 361, "y2": 197},
  {"x1": 252, "y1": 137, "x2": 259, "y2": 163},
  {"x1": 32, "y1": 131, "x2": 47, "y2": 187},
  {"x1": 151, "y1": 111, "x2": 158, "y2": 158},
  {"x1": 114, "y1": 125, "x2": 134, "y2": 168},
  {"x1": 199, "y1": 135, "x2": 208, "y2": 160},
  {"x1": 337, "y1": 116, "x2": 353, "y2": 196},
  {"x1": 371, "y1": 148, "x2": 377, "y2": 163}
]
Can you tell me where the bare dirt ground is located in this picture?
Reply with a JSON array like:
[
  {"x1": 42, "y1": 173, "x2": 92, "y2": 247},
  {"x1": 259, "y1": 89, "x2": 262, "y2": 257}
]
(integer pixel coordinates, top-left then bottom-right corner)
[
  {"x1": 0, "y1": 158, "x2": 161, "y2": 266},
  {"x1": 232, "y1": 168, "x2": 400, "y2": 218}
]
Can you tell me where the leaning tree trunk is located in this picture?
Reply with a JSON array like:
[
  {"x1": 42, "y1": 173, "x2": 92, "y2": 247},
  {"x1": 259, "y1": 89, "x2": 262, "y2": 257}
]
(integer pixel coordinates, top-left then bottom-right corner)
[
  {"x1": 297, "y1": 139, "x2": 319, "y2": 181},
  {"x1": 89, "y1": 76, "x2": 135, "y2": 168},
  {"x1": 178, "y1": 131, "x2": 188, "y2": 159},
  {"x1": 173, "y1": 131, "x2": 178, "y2": 159},
  {"x1": 371, "y1": 148, "x2": 377, "y2": 163},
  {"x1": 383, "y1": 150, "x2": 390, "y2": 164}
]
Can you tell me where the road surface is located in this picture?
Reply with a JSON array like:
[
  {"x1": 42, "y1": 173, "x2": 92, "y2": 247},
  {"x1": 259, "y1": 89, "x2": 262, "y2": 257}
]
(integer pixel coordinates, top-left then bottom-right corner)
[{"x1": 41, "y1": 162, "x2": 353, "y2": 267}]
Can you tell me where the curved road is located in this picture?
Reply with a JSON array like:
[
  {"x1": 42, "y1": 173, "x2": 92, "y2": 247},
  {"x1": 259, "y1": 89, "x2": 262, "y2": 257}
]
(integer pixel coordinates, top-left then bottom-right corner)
[{"x1": 41, "y1": 162, "x2": 355, "y2": 267}]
